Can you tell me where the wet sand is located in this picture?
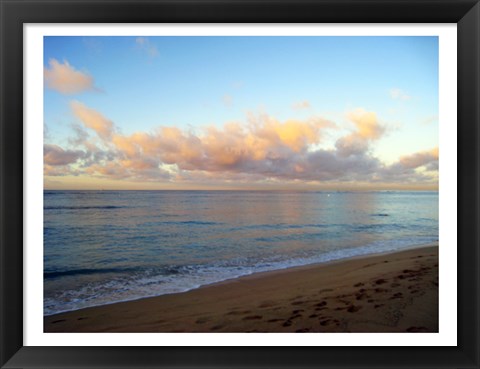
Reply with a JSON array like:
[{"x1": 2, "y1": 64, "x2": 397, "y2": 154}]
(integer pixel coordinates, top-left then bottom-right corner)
[{"x1": 44, "y1": 244, "x2": 438, "y2": 333}]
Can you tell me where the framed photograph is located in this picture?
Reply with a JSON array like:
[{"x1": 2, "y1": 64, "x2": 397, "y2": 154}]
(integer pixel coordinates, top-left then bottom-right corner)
[{"x1": 1, "y1": 0, "x2": 479, "y2": 368}]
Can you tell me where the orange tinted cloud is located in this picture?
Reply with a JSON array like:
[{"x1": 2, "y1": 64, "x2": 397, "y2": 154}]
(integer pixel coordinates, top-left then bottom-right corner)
[
  {"x1": 44, "y1": 144, "x2": 83, "y2": 166},
  {"x1": 108, "y1": 113, "x2": 335, "y2": 174},
  {"x1": 399, "y1": 147, "x2": 439, "y2": 169},
  {"x1": 347, "y1": 109, "x2": 384, "y2": 140},
  {"x1": 71, "y1": 101, "x2": 115, "y2": 140},
  {"x1": 44, "y1": 59, "x2": 98, "y2": 95},
  {"x1": 336, "y1": 109, "x2": 385, "y2": 157}
]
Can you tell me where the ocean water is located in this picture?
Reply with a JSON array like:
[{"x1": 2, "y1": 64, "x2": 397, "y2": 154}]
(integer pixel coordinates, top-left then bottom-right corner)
[{"x1": 44, "y1": 190, "x2": 438, "y2": 315}]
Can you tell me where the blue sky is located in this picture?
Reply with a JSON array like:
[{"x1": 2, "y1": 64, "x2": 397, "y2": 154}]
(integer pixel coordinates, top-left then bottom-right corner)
[{"x1": 44, "y1": 36, "x2": 439, "y2": 190}]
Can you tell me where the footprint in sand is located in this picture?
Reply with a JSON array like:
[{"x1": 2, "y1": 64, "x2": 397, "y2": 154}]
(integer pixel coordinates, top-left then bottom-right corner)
[
  {"x1": 210, "y1": 325, "x2": 224, "y2": 331},
  {"x1": 267, "y1": 318, "x2": 283, "y2": 323},
  {"x1": 296, "y1": 328, "x2": 310, "y2": 332},
  {"x1": 355, "y1": 293, "x2": 367, "y2": 301},
  {"x1": 347, "y1": 305, "x2": 362, "y2": 313},
  {"x1": 226, "y1": 310, "x2": 251, "y2": 316},
  {"x1": 258, "y1": 302, "x2": 274, "y2": 308},
  {"x1": 242, "y1": 315, "x2": 263, "y2": 321},
  {"x1": 319, "y1": 319, "x2": 331, "y2": 326},
  {"x1": 292, "y1": 309, "x2": 304, "y2": 314}
]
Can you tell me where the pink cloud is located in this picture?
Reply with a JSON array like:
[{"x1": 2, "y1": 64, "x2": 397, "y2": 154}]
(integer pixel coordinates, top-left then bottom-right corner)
[
  {"x1": 399, "y1": 147, "x2": 439, "y2": 169},
  {"x1": 336, "y1": 109, "x2": 385, "y2": 158},
  {"x1": 70, "y1": 101, "x2": 115, "y2": 140},
  {"x1": 44, "y1": 59, "x2": 98, "y2": 95},
  {"x1": 44, "y1": 144, "x2": 83, "y2": 166}
]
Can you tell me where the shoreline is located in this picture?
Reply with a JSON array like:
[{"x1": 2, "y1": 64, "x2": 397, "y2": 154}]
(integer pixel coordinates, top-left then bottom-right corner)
[
  {"x1": 44, "y1": 244, "x2": 438, "y2": 332},
  {"x1": 201, "y1": 242, "x2": 438, "y2": 287},
  {"x1": 44, "y1": 242, "x2": 437, "y2": 317}
]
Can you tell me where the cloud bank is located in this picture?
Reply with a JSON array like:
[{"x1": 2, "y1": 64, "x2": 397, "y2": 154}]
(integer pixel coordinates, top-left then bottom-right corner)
[{"x1": 44, "y1": 102, "x2": 438, "y2": 188}]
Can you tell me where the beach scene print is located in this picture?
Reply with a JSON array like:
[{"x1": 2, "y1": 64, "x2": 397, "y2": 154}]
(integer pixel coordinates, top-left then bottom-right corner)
[{"x1": 44, "y1": 36, "x2": 438, "y2": 333}]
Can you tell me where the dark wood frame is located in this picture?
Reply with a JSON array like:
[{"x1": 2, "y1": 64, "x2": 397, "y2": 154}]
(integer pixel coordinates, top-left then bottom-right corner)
[{"x1": 1, "y1": 1, "x2": 479, "y2": 368}]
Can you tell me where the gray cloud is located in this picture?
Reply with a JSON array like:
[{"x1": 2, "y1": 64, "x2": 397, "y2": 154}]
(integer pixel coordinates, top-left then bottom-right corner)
[{"x1": 44, "y1": 144, "x2": 83, "y2": 166}]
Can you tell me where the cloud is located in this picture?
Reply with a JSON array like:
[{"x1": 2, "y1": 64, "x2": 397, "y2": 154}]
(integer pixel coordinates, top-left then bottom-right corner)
[
  {"x1": 70, "y1": 101, "x2": 115, "y2": 140},
  {"x1": 44, "y1": 144, "x2": 83, "y2": 166},
  {"x1": 335, "y1": 134, "x2": 370, "y2": 157},
  {"x1": 44, "y1": 59, "x2": 98, "y2": 95},
  {"x1": 109, "y1": 114, "x2": 335, "y2": 176},
  {"x1": 46, "y1": 104, "x2": 438, "y2": 187},
  {"x1": 292, "y1": 100, "x2": 311, "y2": 110},
  {"x1": 389, "y1": 88, "x2": 411, "y2": 101},
  {"x1": 135, "y1": 37, "x2": 159, "y2": 58},
  {"x1": 378, "y1": 147, "x2": 439, "y2": 184},
  {"x1": 398, "y1": 147, "x2": 438, "y2": 169},
  {"x1": 44, "y1": 144, "x2": 84, "y2": 176},
  {"x1": 336, "y1": 109, "x2": 385, "y2": 157},
  {"x1": 347, "y1": 109, "x2": 385, "y2": 140}
]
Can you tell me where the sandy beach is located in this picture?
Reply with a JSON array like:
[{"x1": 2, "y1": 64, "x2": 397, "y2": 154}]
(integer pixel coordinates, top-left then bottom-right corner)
[{"x1": 44, "y1": 244, "x2": 438, "y2": 333}]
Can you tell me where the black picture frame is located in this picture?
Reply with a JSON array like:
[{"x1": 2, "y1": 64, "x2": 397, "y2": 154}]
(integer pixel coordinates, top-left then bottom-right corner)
[{"x1": 1, "y1": 0, "x2": 479, "y2": 368}]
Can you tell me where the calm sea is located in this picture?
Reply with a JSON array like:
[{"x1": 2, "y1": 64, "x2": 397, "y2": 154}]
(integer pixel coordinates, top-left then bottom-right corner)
[{"x1": 44, "y1": 190, "x2": 438, "y2": 315}]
